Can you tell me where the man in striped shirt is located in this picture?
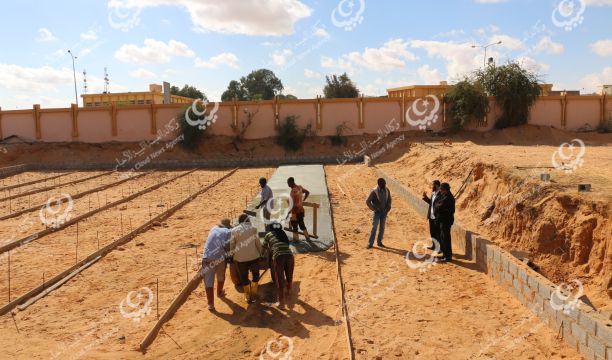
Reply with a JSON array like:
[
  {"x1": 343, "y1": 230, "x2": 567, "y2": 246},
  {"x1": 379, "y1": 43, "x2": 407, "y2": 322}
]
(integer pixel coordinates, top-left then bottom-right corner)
[{"x1": 263, "y1": 223, "x2": 295, "y2": 309}]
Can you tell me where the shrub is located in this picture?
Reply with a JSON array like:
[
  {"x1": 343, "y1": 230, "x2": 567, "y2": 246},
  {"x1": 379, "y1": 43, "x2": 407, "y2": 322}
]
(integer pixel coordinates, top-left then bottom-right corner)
[
  {"x1": 328, "y1": 122, "x2": 351, "y2": 146},
  {"x1": 444, "y1": 79, "x2": 488, "y2": 131},
  {"x1": 276, "y1": 115, "x2": 313, "y2": 151},
  {"x1": 178, "y1": 102, "x2": 210, "y2": 150},
  {"x1": 475, "y1": 61, "x2": 541, "y2": 129}
]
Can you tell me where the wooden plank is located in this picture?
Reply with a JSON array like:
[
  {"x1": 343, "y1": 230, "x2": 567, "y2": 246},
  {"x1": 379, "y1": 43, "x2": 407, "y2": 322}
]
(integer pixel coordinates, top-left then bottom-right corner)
[{"x1": 0, "y1": 172, "x2": 75, "y2": 193}]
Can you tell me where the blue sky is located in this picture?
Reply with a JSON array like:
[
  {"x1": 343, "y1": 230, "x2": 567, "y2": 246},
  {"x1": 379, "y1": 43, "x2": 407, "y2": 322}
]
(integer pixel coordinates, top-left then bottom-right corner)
[{"x1": 0, "y1": 0, "x2": 611, "y2": 108}]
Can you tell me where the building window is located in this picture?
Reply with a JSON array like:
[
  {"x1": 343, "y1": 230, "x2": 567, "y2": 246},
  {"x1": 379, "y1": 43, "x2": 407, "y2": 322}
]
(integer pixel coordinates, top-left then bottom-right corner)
[{"x1": 137, "y1": 100, "x2": 145, "y2": 105}]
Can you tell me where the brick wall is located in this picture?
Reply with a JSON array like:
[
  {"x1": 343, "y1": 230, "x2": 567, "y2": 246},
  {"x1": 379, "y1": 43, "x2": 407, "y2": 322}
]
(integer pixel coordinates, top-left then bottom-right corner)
[{"x1": 376, "y1": 167, "x2": 612, "y2": 360}]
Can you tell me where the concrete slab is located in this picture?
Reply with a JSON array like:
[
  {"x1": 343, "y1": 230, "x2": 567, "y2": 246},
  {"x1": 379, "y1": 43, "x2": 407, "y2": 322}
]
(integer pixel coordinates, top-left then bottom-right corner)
[{"x1": 247, "y1": 164, "x2": 334, "y2": 254}]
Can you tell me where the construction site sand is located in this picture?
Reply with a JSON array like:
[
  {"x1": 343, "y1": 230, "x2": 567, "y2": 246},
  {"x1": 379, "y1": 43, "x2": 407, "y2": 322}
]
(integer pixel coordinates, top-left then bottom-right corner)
[{"x1": 0, "y1": 165, "x2": 583, "y2": 359}]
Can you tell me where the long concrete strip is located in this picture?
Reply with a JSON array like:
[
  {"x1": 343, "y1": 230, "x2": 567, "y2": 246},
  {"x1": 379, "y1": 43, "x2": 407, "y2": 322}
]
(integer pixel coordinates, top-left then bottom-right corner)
[
  {"x1": 247, "y1": 164, "x2": 335, "y2": 253},
  {"x1": 0, "y1": 168, "x2": 238, "y2": 316},
  {"x1": 0, "y1": 170, "x2": 194, "y2": 254},
  {"x1": 0, "y1": 171, "x2": 75, "y2": 193}
]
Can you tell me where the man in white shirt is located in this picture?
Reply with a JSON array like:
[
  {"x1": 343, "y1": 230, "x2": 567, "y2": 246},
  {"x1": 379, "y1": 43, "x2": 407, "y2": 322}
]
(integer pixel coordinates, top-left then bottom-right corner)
[
  {"x1": 202, "y1": 218, "x2": 232, "y2": 311},
  {"x1": 422, "y1": 180, "x2": 441, "y2": 250},
  {"x1": 255, "y1": 177, "x2": 273, "y2": 221},
  {"x1": 230, "y1": 214, "x2": 262, "y2": 303}
]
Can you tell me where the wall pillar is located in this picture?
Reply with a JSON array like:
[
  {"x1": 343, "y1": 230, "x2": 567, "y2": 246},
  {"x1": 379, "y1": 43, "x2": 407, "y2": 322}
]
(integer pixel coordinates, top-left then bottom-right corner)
[
  {"x1": 0, "y1": 106, "x2": 3, "y2": 140},
  {"x1": 601, "y1": 94, "x2": 606, "y2": 127},
  {"x1": 561, "y1": 95, "x2": 567, "y2": 128},
  {"x1": 33, "y1": 104, "x2": 41, "y2": 139},
  {"x1": 70, "y1": 104, "x2": 79, "y2": 138},
  {"x1": 274, "y1": 97, "x2": 280, "y2": 128},
  {"x1": 357, "y1": 96, "x2": 365, "y2": 129},
  {"x1": 111, "y1": 103, "x2": 118, "y2": 136},
  {"x1": 150, "y1": 103, "x2": 158, "y2": 135},
  {"x1": 400, "y1": 94, "x2": 406, "y2": 128},
  {"x1": 233, "y1": 98, "x2": 239, "y2": 128},
  {"x1": 315, "y1": 96, "x2": 323, "y2": 130}
]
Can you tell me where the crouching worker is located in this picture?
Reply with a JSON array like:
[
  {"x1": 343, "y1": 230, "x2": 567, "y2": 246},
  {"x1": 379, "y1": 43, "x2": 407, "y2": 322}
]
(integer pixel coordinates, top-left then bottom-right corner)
[
  {"x1": 202, "y1": 218, "x2": 232, "y2": 311},
  {"x1": 230, "y1": 214, "x2": 262, "y2": 303},
  {"x1": 263, "y1": 222, "x2": 295, "y2": 309}
]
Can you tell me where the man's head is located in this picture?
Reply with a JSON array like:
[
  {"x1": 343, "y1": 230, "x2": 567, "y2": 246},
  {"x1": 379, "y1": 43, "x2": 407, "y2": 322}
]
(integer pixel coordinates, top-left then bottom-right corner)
[
  {"x1": 377, "y1": 178, "x2": 386, "y2": 190},
  {"x1": 238, "y1": 213, "x2": 249, "y2": 224},
  {"x1": 287, "y1": 177, "x2": 295, "y2": 188},
  {"x1": 218, "y1": 218, "x2": 231, "y2": 229},
  {"x1": 440, "y1": 182, "x2": 450, "y2": 194},
  {"x1": 432, "y1": 180, "x2": 441, "y2": 191},
  {"x1": 259, "y1": 177, "x2": 267, "y2": 188}
]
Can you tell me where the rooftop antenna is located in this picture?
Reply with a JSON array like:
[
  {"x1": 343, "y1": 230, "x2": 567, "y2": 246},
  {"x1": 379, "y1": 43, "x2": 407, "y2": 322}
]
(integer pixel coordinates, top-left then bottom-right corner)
[
  {"x1": 103, "y1": 67, "x2": 110, "y2": 94},
  {"x1": 82, "y1": 69, "x2": 88, "y2": 94}
]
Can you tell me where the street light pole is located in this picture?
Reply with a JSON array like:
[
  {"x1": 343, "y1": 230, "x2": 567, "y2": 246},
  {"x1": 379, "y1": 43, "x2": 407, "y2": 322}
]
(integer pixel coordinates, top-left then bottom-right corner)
[
  {"x1": 67, "y1": 50, "x2": 78, "y2": 107},
  {"x1": 471, "y1": 41, "x2": 502, "y2": 68}
]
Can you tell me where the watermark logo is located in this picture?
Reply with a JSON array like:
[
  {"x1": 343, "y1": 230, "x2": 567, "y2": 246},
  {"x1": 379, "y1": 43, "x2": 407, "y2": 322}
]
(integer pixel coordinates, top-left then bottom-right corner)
[
  {"x1": 0, "y1": 147, "x2": 7, "y2": 154},
  {"x1": 550, "y1": 280, "x2": 583, "y2": 315},
  {"x1": 551, "y1": 138, "x2": 585, "y2": 173},
  {"x1": 259, "y1": 194, "x2": 294, "y2": 226},
  {"x1": 108, "y1": 0, "x2": 142, "y2": 31},
  {"x1": 39, "y1": 194, "x2": 73, "y2": 229},
  {"x1": 405, "y1": 237, "x2": 440, "y2": 272},
  {"x1": 331, "y1": 0, "x2": 365, "y2": 31},
  {"x1": 185, "y1": 98, "x2": 220, "y2": 130},
  {"x1": 259, "y1": 336, "x2": 294, "y2": 360},
  {"x1": 552, "y1": 0, "x2": 585, "y2": 31},
  {"x1": 119, "y1": 287, "x2": 153, "y2": 322},
  {"x1": 406, "y1": 95, "x2": 440, "y2": 130}
]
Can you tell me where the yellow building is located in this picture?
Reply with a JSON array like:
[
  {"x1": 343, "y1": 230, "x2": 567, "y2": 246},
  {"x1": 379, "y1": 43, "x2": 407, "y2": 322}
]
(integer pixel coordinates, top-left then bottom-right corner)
[
  {"x1": 387, "y1": 82, "x2": 555, "y2": 98},
  {"x1": 81, "y1": 84, "x2": 194, "y2": 107},
  {"x1": 387, "y1": 82, "x2": 451, "y2": 98}
]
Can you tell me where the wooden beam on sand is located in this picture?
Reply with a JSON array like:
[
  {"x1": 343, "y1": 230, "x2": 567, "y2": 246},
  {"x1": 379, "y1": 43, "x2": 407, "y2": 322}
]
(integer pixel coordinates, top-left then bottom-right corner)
[
  {"x1": 0, "y1": 168, "x2": 238, "y2": 316},
  {"x1": 139, "y1": 269, "x2": 203, "y2": 353},
  {"x1": 0, "y1": 172, "x2": 150, "y2": 221},
  {"x1": 0, "y1": 172, "x2": 76, "y2": 193},
  {"x1": 0, "y1": 170, "x2": 195, "y2": 254}
]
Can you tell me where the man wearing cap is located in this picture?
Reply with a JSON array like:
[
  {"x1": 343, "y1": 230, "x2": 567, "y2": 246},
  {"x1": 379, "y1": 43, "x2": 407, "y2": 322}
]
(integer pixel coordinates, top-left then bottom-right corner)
[
  {"x1": 230, "y1": 214, "x2": 262, "y2": 304},
  {"x1": 433, "y1": 182, "x2": 455, "y2": 262},
  {"x1": 202, "y1": 218, "x2": 232, "y2": 311},
  {"x1": 422, "y1": 180, "x2": 441, "y2": 250}
]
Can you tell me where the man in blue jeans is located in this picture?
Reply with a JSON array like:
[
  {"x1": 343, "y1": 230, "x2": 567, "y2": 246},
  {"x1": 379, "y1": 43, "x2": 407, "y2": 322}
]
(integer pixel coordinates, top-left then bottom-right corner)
[{"x1": 366, "y1": 178, "x2": 392, "y2": 249}]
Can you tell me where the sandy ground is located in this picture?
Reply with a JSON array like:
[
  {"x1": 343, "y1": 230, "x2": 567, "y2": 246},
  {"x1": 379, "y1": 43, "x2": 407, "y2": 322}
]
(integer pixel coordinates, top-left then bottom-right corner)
[
  {"x1": 376, "y1": 127, "x2": 611, "y2": 310},
  {"x1": 326, "y1": 164, "x2": 582, "y2": 360}
]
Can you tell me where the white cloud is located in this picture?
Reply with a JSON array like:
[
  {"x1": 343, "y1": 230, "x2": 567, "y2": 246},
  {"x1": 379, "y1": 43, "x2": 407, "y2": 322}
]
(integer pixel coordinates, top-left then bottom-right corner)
[
  {"x1": 129, "y1": 68, "x2": 157, "y2": 79},
  {"x1": 579, "y1": 67, "x2": 612, "y2": 92},
  {"x1": 591, "y1": 40, "x2": 612, "y2": 57},
  {"x1": 303, "y1": 69, "x2": 321, "y2": 78},
  {"x1": 0, "y1": 63, "x2": 73, "y2": 92},
  {"x1": 314, "y1": 27, "x2": 330, "y2": 39},
  {"x1": 321, "y1": 56, "x2": 356, "y2": 74},
  {"x1": 115, "y1": 39, "x2": 195, "y2": 64},
  {"x1": 417, "y1": 65, "x2": 444, "y2": 84},
  {"x1": 80, "y1": 30, "x2": 97, "y2": 41},
  {"x1": 584, "y1": 0, "x2": 612, "y2": 5},
  {"x1": 489, "y1": 34, "x2": 524, "y2": 51},
  {"x1": 321, "y1": 39, "x2": 417, "y2": 73},
  {"x1": 194, "y1": 52, "x2": 239, "y2": 69},
  {"x1": 516, "y1": 56, "x2": 550, "y2": 74},
  {"x1": 108, "y1": 0, "x2": 311, "y2": 36},
  {"x1": 271, "y1": 49, "x2": 293, "y2": 66},
  {"x1": 533, "y1": 36, "x2": 564, "y2": 54},
  {"x1": 410, "y1": 40, "x2": 481, "y2": 79},
  {"x1": 37, "y1": 28, "x2": 56, "y2": 42}
]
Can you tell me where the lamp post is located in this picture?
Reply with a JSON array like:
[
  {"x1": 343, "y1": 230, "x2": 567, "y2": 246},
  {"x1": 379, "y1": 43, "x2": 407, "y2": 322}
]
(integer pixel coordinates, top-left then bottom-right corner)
[
  {"x1": 471, "y1": 41, "x2": 502, "y2": 68},
  {"x1": 67, "y1": 50, "x2": 78, "y2": 107}
]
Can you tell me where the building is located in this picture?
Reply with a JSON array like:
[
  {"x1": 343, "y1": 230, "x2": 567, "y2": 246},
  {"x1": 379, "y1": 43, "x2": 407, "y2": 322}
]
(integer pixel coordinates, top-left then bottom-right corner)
[
  {"x1": 81, "y1": 83, "x2": 195, "y2": 107},
  {"x1": 387, "y1": 82, "x2": 559, "y2": 98},
  {"x1": 599, "y1": 85, "x2": 612, "y2": 96},
  {"x1": 387, "y1": 81, "x2": 451, "y2": 98}
]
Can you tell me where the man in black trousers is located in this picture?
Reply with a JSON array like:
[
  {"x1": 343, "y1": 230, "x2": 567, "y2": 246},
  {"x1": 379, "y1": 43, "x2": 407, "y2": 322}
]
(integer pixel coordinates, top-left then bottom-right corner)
[
  {"x1": 434, "y1": 182, "x2": 455, "y2": 262},
  {"x1": 422, "y1": 180, "x2": 441, "y2": 250}
]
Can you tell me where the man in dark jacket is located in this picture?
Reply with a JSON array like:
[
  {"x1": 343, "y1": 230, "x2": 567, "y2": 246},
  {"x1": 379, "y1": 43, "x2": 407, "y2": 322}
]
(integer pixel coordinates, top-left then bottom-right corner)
[
  {"x1": 366, "y1": 178, "x2": 392, "y2": 248},
  {"x1": 433, "y1": 182, "x2": 455, "y2": 262},
  {"x1": 422, "y1": 180, "x2": 441, "y2": 250}
]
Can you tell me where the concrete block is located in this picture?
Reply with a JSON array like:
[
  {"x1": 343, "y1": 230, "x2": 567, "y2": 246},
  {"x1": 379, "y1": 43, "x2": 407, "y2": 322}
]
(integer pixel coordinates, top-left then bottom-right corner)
[
  {"x1": 507, "y1": 260, "x2": 518, "y2": 276},
  {"x1": 595, "y1": 318, "x2": 612, "y2": 344},
  {"x1": 518, "y1": 267, "x2": 528, "y2": 284},
  {"x1": 587, "y1": 334, "x2": 606, "y2": 359},
  {"x1": 607, "y1": 347, "x2": 612, "y2": 360},
  {"x1": 579, "y1": 308, "x2": 598, "y2": 334},
  {"x1": 572, "y1": 322, "x2": 588, "y2": 345}
]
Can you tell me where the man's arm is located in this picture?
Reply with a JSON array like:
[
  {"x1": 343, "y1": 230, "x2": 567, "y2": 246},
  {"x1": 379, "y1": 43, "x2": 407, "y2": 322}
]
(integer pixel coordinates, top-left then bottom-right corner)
[
  {"x1": 422, "y1": 192, "x2": 431, "y2": 204},
  {"x1": 366, "y1": 190, "x2": 376, "y2": 211},
  {"x1": 386, "y1": 190, "x2": 392, "y2": 212},
  {"x1": 302, "y1": 188, "x2": 310, "y2": 202}
]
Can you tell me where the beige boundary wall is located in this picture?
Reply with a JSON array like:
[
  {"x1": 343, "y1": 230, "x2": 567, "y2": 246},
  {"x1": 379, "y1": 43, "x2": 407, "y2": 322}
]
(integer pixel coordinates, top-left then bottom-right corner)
[
  {"x1": 377, "y1": 168, "x2": 612, "y2": 360},
  {"x1": 0, "y1": 95, "x2": 610, "y2": 143}
]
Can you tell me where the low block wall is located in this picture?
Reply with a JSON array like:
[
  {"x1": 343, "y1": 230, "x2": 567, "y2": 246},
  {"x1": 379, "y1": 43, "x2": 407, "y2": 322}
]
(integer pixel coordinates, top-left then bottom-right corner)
[
  {"x1": 0, "y1": 164, "x2": 28, "y2": 178},
  {"x1": 376, "y1": 168, "x2": 612, "y2": 360}
]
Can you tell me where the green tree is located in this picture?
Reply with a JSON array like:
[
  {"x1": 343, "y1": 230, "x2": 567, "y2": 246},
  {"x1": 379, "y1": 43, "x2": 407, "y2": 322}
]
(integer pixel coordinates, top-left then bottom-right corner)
[
  {"x1": 444, "y1": 79, "x2": 489, "y2": 131},
  {"x1": 475, "y1": 61, "x2": 541, "y2": 129},
  {"x1": 221, "y1": 69, "x2": 284, "y2": 101},
  {"x1": 278, "y1": 94, "x2": 298, "y2": 100},
  {"x1": 170, "y1": 84, "x2": 206, "y2": 100},
  {"x1": 323, "y1": 73, "x2": 360, "y2": 98}
]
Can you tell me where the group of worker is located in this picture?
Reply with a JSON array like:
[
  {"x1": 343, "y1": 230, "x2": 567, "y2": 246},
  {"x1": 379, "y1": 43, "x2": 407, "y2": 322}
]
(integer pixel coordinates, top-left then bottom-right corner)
[
  {"x1": 366, "y1": 178, "x2": 456, "y2": 262},
  {"x1": 201, "y1": 177, "x2": 311, "y2": 311}
]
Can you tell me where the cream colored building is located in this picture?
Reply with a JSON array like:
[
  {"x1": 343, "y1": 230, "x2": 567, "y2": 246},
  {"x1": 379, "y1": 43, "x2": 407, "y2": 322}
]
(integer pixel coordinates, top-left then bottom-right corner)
[{"x1": 82, "y1": 84, "x2": 194, "y2": 107}]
